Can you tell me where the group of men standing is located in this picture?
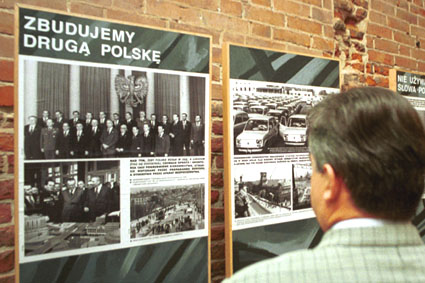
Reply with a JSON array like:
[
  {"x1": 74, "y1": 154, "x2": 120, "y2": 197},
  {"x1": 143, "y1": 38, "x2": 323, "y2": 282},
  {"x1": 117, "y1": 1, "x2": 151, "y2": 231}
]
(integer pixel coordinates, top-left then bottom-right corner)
[
  {"x1": 24, "y1": 110, "x2": 205, "y2": 160},
  {"x1": 24, "y1": 177, "x2": 120, "y2": 223}
]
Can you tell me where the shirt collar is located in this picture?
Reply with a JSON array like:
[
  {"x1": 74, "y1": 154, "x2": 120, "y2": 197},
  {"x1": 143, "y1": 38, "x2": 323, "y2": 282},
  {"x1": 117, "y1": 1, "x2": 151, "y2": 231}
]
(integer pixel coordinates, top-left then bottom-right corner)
[{"x1": 331, "y1": 218, "x2": 395, "y2": 230}]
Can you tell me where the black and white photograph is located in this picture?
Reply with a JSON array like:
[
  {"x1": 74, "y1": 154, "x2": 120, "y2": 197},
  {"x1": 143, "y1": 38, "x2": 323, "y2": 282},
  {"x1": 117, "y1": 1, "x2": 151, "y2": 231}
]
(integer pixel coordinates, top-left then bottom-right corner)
[
  {"x1": 231, "y1": 80, "x2": 339, "y2": 155},
  {"x1": 292, "y1": 164, "x2": 312, "y2": 211},
  {"x1": 21, "y1": 58, "x2": 207, "y2": 160},
  {"x1": 130, "y1": 183, "x2": 205, "y2": 239},
  {"x1": 23, "y1": 160, "x2": 120, "y2": 256},
  {"x1": 233, "y1": 163, "x2": 292, "y2": 220}
]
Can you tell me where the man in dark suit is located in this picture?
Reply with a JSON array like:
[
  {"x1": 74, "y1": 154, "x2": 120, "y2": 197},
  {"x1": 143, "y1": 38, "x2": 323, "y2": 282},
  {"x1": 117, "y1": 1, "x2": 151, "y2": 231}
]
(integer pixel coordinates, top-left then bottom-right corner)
[
  {"x1": 150, "y1": 113, "x2": 159, "y2": 136},
  {"x1": 225, "y1": 87, "x2": 425, "y2": 283},
  {"x1": 112, "y1": 113, "x2": 122, "y2": 130},
  {"x1": 136, "y1": 110, "x2": 148, "y2": 129},
  {"x1": 69, "y1": 111, "x2": 83, "y2": 130},
  {"x1": 39, "y1": 110, "x2": 50, "y2": 128},
  {"x1": 181, "y1": 113, "x2": 192, "y2": 156},
  {"x1": 60, "y1": 178, "x2": 85, "y2": 222},
  {"x1": 84, "y1": 176, "x2": 111, "y2": 222},
  {"x1": 41, "y1": 179, "x2": 61, "y2": 223},
  {"x1": 161, "y1": 115, "x2": 171, "y2": 135},
  {"x1": 40, "y1": 119, "x2": 58, "y2": 159},
  {"x1": 115, "y1": 124, "x2": 132, "y2": 157},
  {"x1": 87, "y1": 119, "x2": 102, "y2": 158},
  {"x1": 70, "y1": 122, "x2": 89, "y2": 158},
  {"x1": 24, "y1": 185, "x2": 42, "y2": 215},
  {"x1": 24, "y1": 116, "x2": 43, "y2": 160},
  {"x1": 123, "y1": 112, "x2": 137, "y2": 135},
  {"x1": 170, "y1": 114, "x2": 184, "y2": 156},
  {"x1": 141, "y1": 123, "x2": 155, "y2": 157},
  {"x1": 155, "y1": 124, "x2": 170, "y2": 157},
  {"x1": 100, "y1": 119, "x2": 119, "y2": 157},
  {"x1": 191, "y1": 115, "x2": 205, "y2": 156},
  {"x1": 99, "y1": 111, "x2": 107, "y2": 131},
  {"x1": 55, "y1": 122, "x2": 72, "y2": 159},
  {"x1": 130, "y1": 126, "x2": 143, "y2": 157},
  {"x1": 54, "y1": 110, "x2": 65, "y2": 129},
  {"x1": 84, "y1": 112, "x2": 93, "y2": 131}
]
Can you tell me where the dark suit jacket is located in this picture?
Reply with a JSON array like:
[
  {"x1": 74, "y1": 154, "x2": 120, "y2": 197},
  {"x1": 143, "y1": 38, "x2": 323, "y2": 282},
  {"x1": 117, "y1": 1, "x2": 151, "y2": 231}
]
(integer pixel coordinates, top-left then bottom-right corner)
[
  {"x1": 161, "y1": 121, "x2": 172, "y2": 135},
  {"x1": 191, "y1": 123, "x2": 204, "y2": 142},
  {"x1": 130, "y1": 134, "x2": 143, "y2": 157},
  {"x1": 155, "y1": 133, "x2": 170, "y2": 156},
  {"x1": 100, "y1": 128, "x2": 119, "y2": 156},
  {"x1": 60, "y1": 188, "x2": 85, "y2": 222},
  {"x1": 24, "y1": 124, "x2": 43, "y2": 159},
  {"x1": 170, "y1": 121, "x2": 184, "y2": 155},
  {"x1": 69, "y1": 118, "x2": 84, "y2": 129},
  {"x1": 24, "y1": 194, "x2": 42, "y2": 215},
  {"x1": 150, "y1": 120, "x2": 159, "y2": 136},
  {"x1": 181, "y1": 120, "x2": 192, "y2": 145},
  {"x1": 84, "y1": 185, "x2": 111, "y2": 221},
  {"x1": 124, "y1": 119, "x2": 138, "y2": 133},
  {"x1": 40, "y1": 127, "x2": 58, "y2": 151},
  {"x1": 87, "y1": 126, "x2": 102, "y2": 157},
  {"x1": 141, "y1": 132, "x2": 155, "y2": 156},
  {"x1": 116, "y1": 131, "x2": 132, "y2": 157},
  {"x1": 70, "y1": 130, "x2": 89, "y2": 158},
  {"x1": 55, "y1": 129, "x2": 72, "y2": 159},
  {"x1": 53, "y1": 118, "x2": 65, "y2": 130}
]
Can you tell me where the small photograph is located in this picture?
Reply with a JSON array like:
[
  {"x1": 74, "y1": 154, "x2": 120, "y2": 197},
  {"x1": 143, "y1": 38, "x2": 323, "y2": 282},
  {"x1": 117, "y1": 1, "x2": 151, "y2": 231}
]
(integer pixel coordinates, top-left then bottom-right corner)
[
  {"x1": 130, "y1": 184, "x2": 205, "y2": 239},
  {"x1": 231, "y1": 80, "x2": 339, "y2": 154},
  {"x1": 234, "y1": 164, "x2": 291, "y2": 219},
  {"x1": 292, "y1": 164, "x2": 312, "y2": 210},
  {"x1": 23, "y1": 161, "x2": 120, "y2": 256},
  {"x1": 21, "y1": 58, "x2": 207, "y2": 160}
]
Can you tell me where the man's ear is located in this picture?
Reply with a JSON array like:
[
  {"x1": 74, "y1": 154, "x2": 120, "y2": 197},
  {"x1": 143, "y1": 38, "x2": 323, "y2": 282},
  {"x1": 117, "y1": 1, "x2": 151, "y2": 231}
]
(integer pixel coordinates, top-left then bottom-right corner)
[{"x1": 321, "y1": 163, "x2": 341, "y2": 202}]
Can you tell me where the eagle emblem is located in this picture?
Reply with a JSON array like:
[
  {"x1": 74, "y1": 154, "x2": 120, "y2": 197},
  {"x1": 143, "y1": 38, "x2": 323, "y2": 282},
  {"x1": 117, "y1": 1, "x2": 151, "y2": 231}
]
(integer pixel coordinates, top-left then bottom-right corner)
[{"x1": 115, "y1": 75, "x2": 148, "y2": 107}]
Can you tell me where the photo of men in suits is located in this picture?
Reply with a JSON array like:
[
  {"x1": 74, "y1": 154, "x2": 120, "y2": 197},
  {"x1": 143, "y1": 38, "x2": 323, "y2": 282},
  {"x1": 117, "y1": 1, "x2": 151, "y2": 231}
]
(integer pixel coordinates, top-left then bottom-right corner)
[
  {"x1": 181, "y1": 113, "x2": 192, "y2": 156},
  {"x1": 100, "y1": 119, "x2": 119, "y2": 157},
  {"x1": 60, "y1": 178, "x2": 85, "y2": 222},
  {"x1": 55, "y1": 122, "x2": 72, "y2": 159},
  {"x1": 40, "y1": 119, "x2": 58, "y2": 159},
  {"x1": 170, "y1": 114, "x2": 184, "y2": 156},
  {"x1": 84, "y1": 176, "x2": 112, "y2": 222},
  {"x1": 155, "y1": 124, "x2": 170, "y2": 157},
  {"x1": 87, "y1": 119, "x2": 102, "y2": 158},
  {"x1": 70, "y1": 123, "x2": 89, "y2": 158},
  {"x1": 24, "y1": 116, "x2": 43, "y2": 160},
  {"x1": 190, "y1": 115, "x2": 205, "y2": 156}
]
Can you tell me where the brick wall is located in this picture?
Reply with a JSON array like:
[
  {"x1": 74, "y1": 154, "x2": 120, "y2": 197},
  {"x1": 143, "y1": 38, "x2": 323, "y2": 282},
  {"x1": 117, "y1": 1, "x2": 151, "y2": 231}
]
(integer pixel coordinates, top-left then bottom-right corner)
[{"x1": 0, "y1": 0, "x2": 424, "y2": 282}]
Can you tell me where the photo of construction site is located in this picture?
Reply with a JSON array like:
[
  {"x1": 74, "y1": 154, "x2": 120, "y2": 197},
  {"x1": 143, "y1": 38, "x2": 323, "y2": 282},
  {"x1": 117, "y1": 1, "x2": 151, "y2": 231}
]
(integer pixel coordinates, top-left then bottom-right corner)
[
  {"x1": 233, "y1": 164, "x2": 292, "y2": 219},
  {"x1": 130, "y1": 184, "x2": 205, "y2": 239},
  {"x1": 292, "y1": 164, "x2": 312, "y2": 210}
]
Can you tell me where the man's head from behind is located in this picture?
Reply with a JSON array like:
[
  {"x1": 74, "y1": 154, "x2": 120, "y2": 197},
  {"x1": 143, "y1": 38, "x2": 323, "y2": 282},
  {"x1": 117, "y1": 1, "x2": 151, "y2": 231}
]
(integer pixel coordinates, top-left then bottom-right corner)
[{"x1": 308, "y1": 87, "x2": 425, "y2": 231}]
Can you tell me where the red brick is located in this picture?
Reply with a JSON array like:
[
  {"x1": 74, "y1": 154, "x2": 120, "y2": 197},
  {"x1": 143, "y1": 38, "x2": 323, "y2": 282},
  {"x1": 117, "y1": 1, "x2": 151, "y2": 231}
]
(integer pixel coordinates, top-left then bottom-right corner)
[
  {"x1": 211, "y1": 189, "x2": 219, "y2": 204},
  {"x1": 221, "y1": 0, "x2": 243, "y2": 17},
  {"x1": 369, "y1": 11, "x2": 386, "y2": 24},
  {"x1": 0, "y1": 36, "x2": 13, "y2": 59},
  {"x1": 413, "y1": 0, "x2": 423, "y2": 7},
  {"x1": 374, "y1": 65, "x2": 390, "y2": 76},
  {"x1": 0, "y1": 0, "x2": 14, "y2": 9},
  {"x1": 0, "y1": 226, "x2": 13, "y2": 246},
  {"x1": 212, "y1": 120, "x2": 223, "y2": 135},
  {"x1": 374, "y1": 38, "x2": 398, "y2": 54},
  {"x1": 312, "y1": 37, "x2": 334, "y2": 53},
  {"x1": 0, "y1": 86, "x2": 13, "y2": 107},
  {"x1": 222, "y1": 32, "x2": 244, "y2": 45},
  {"x1": 0, "y1": 11, "x2": 13, "y2": 35},
  {"x1": 273, "y1": 28, "x2": 310, "y2": 47},
  {"x1": 252, "y1": 0, "x2": 271, "y2": 6},
  {"x1": 274, "y1": 0, "x2": 310, "y2": 17},
  {"x1": 82, "y1": 0, "x2": 112, "y2": 6},
  {"x1": 7, "y1": 155, "x2": 13, "y2": 174},
  {"x1": 246, "y1": 6, "x2": 285, "y2": 26},
  {"x1": 366, "y1": 75, "x2": 377, "y2": 86},
  {"x1": 387, "y1": 16, "x2": 409, "y2": 33},
  {"x1": 215, "y1": 155, "x2": 223, "y2": 169},
  {"x1": 394, "y1": 31, "x2": 415, "y2": 46},
  {"x1": 146, "y1": 1, "x2": 201, "y2": 25},
  {"x1": 211, "y1": 207, "x2": 224, "y2": 223},
  {"x1": 211, "y1": 260, "x2": 225, "y2": 277},
  {"x1": 395, "y1": 56, "x2": 417, "y2": 70},
  {"x1": 352, "y1": 53, "x2": 363, "y2": 62},
  {"x1": 211, "y1": 225, "x2": 224, "y2": 241},
  {"x1": 203, "y1": 11, "x2": 249, "y2": 33},
  {"x1": 324, "y1": 25, "x2": 334, "y2": 38},
  {"x1": 353, "y1": 0, "x2": 369, "y2": 9},
  {"x1": 211, "y1": 172, "x2": 223, "y2": 187},
  {"x1": 251, "y1": 23, "x2": 271, "y2": 38},
  {"x1": 0, "y1": 60, "x2": 13, "y2": 83},
  {"x1": 312, "y1": 7, "x2": 333, "y2": 24},
  {"x1": 18, "y1": 0, "x2": 67, "y2": 10},
  {"x1": 376, "y1": 76, "x2": 389, "y2": 88},
  {"x1": 367, "y1": 23, "x2": 392, "y2": 39},
  {"x1": 399, "y1": 45, "x2": 411, "y2": 57},
  {"x1": 410, "y1": 4, "x2": 425, "y2": 17},
  {"x1": 70, "y1": 3, "x2": 104, "y2": 17},
  {"x1": 371, "y1": 0, "x2": 395, "y2": 16},
  {"x1": 287, "y1": 16, "x2": 322, "y2": 35},
  {"x1": 0, "y1": 133, "x2": 13, "y2": 152},
  {"x1": 106, "y1": 10, "x2": 167, "y2": 28},
  {"x1": 211, "y1": 101, "x2": 223, "y2": 117},
  {"x1": 0, "y1": 179, "x2": 13, "y2": 201},
  {"x1": 419, "y1": 62, "x2": 425, "y2": 71},
  {"x1": 245, "y1": 37, "x2": 286, "y2": 51},
  {"x1": 212, "y1": 65, "x2": 220, "y2": 83},
  {"x1": 212, "y1": 47, "x2": 222, "y2": 63},
  {"x1": 412, "y1": 49, "x2": 425, "y2": 61},
  {"x1": 111, "y1": 0, "x2": 143, "y2": 10},
  {"x1": 0, "y1": 250, "x2": 13, "y2": 273},
  {"x1": 212, "y1": 83, "x2": 222, "y2": 100},
  {"x1": 168, "y1": 22, "x2": 221, "y2": 45},
  {"x1": 301, "y1": 0, "x2": 321, "y2": 6},
  {"x1": 0, "y1": 203, "x2": 11, "y2": 224},
  {"x1": 172, "y1": 0, "x2": 219, "y2": 10},
  {"x1": 411, "y1": 26, "x2": 425, "y2": 40},
  {"x1": 211, "y1": 137, "x2": 223, "y2": 152},
  {"x1": 211, "y1": 242, "x2": 225, "y2": 260},
  {"x1": 396, "y1": 8, "x2": 418, "y2": 25},
  {"x1": 0, "y1": 275, "x2": 14, "y2": 283},
  {"x1": 368, "y1": 50, "x2": 394, "y2": 65}
]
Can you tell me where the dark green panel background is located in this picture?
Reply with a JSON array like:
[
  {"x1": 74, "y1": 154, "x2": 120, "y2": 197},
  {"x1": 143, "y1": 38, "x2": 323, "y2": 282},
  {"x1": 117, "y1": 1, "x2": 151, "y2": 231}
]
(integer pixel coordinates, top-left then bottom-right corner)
[
  {"x1": 19, "y1": 8, "x2": 209, "y2": 73},
  {"x1": 230, "y1": 45, "x2": 339, "y2": 88}
]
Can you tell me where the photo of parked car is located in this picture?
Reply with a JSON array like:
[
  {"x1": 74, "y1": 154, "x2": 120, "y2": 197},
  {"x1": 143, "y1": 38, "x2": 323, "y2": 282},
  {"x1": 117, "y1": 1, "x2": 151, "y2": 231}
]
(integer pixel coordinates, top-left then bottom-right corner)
[
  {"x1": 235, "y1": 116, "x2": 279, "y2": 153},
  {"x1": 279, "y1": 114, "x2": 308, "y2": 146}
]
